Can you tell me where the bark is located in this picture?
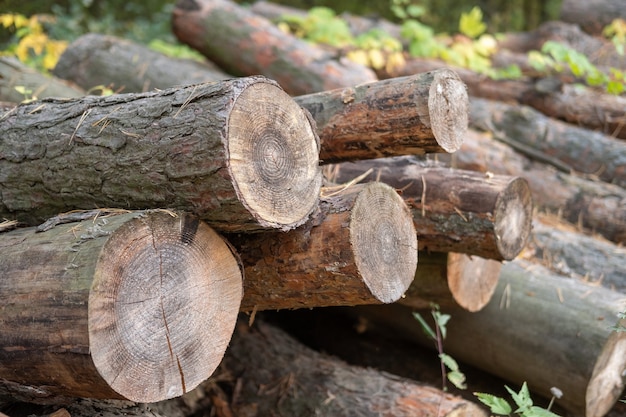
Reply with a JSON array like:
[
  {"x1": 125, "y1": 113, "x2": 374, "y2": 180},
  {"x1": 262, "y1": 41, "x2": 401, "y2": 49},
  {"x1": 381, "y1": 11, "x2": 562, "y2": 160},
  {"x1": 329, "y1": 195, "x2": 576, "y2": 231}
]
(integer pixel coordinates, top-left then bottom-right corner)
[
  {"x1": 380, "y1": 58, "x2": 626, "y2": 140},
  {"x1": 331, "y1": 157, "x2": 533, "y2": 261},
  {"x1": 470, "y1": 97, "x2": 626, "y2": 187},
  {"x1": 560, "y1": 0, "x2": 626, "y2": 36},
  {"x1": 445, "y1": 129, "x2": 626, "y2": 245},
  {"x1": 0, "y1": 211, "x2": 243, "y2": 404},
  {"x1": 220, "y1": 320, "x2": 488, "y2": 417},
  {"x1": 0, "y1": 76, "x2": 322, "y2": 231},
  {"x1": 53, "y1": 33, "x2": 231, "y2": 94},
  {"x1": 401, "y1": 252, "x2": 502, "y2": 312},
  {"x1": 0, "y1": 57, "x2": 85, "y2": 103},
  {"x1": 524, "y1": 213, "x2": 626, "y2": 292},
  {"x1": 171, "y1": 0, "x2": 377, "y2": 96},
  {"x1": 229, "y1": 182, "x2": 418, "y2": 311},
  {"x1": 358, "y1": 260, "x2": 626, "y2": 417},
  {"x1": 294, "y1": 69, "x2": 468, "y2": 163}
]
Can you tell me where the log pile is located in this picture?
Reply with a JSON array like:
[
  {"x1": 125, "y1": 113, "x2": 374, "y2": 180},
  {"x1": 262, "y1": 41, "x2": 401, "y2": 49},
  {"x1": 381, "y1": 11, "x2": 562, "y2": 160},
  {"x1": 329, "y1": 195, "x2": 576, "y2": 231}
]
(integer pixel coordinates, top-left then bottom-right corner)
[{"x1": 1, "y1": 0, "x2": 625, "y2": 416}]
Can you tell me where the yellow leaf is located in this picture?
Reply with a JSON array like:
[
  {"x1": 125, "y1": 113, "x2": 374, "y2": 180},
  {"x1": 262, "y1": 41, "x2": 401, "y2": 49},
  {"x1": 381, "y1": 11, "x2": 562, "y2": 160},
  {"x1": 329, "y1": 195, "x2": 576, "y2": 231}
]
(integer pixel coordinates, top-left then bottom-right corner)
[
  {"x1": 368, "y1": 49, "x2": 385, "y2": 70},
  {"x1": 346, "y1": 49, "x2": 370, "y2": 67},
  {"x1": 0, "y1": 14, "x2": 15, "y2": 28}
]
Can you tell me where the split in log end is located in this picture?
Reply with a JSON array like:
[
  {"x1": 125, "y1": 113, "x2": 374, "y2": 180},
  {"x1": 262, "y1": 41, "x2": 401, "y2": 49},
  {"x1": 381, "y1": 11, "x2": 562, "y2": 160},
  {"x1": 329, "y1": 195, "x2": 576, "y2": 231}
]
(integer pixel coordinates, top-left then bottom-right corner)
[
  {"x1": 228, "y1": 81, "x2": 322, "y2": 231},
  {"x1": 447, "y1": 253, "x2": 502, "y2": 312},
  {"x1": 350, "y1": 182, "x2": 418, "y2": 304},
  {"x1": 88, "y1": 212, "x2": 242, "y2": 403},
  {"x1": 586, "y1": 321, "x2": 626, "y2": 417},
  {"x1": 428, "y1": 69, "x2": 468, "y2": 153},
  {"x1": 494, "y1": 177, "x2": 533, "y2": 261}
]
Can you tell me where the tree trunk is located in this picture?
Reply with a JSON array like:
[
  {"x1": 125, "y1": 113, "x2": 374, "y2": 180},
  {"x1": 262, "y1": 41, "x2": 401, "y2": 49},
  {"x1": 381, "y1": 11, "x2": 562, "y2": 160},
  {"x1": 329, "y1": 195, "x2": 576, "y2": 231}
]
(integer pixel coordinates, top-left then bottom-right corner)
[
  {"x1": 53, "y1": 33, "x2": 230, "y2": 94},
  {"x1": 229, "y1": 182, "x2": 418, "y2": 311},
  {"x1": 0, "y1": 211, "x2": 243, "y2": 404},
  {"x1": 470, "y1": 97, "x2": 626, "y2": 187},
  {"x1": 447, "y1": 129, "x2": 626, "y2": 245},
  {"x1": 220, "y1": 320, "x2": 488, "y2": 417},
  {"x1": 357, "y1": 260, "x2": 626, "y2": 417},
  {"x1": 560, "y1": 0, "x2": 626, "y2": 36},
  {"x1": 0, "y1": 76, "x2": 322, "y2": 232},
  {"x1": 294, "y1": 69, "x2": 468, "y2": 163},
  {"x1": 171, "y1": 0, "x2": 377, "y2": 96},
  {"x1": 401, "y1": 252, "x2": 502, "y2": 312},
  {"x1": 380, "y1": 58, "x2": 626, "y2": 140},
  {"x1": 0, "y1": 57, "x2": 85, "y2": 103},
  {"x1": 331, "y1": 157, "x2": 533, "y2": 261}
]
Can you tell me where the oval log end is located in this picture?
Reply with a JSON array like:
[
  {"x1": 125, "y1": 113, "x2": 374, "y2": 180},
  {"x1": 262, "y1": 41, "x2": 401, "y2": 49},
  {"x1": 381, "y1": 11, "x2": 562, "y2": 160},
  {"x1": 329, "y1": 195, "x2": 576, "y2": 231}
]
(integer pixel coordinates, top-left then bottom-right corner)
[
  {"x1": 428, "y1": 68, "x2": 468, "y2": 153},
  {"x1": 494, "y1": 176, "x2": 533, "y2": 261}
]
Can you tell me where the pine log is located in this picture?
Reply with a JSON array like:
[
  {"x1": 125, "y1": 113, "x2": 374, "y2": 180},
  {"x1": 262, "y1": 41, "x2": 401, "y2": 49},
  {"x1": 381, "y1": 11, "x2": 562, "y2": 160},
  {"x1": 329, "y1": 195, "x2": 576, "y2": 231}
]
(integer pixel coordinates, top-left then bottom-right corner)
[
  {"x1": 401, "y1": 252, "x2": 501, "y2": 312},
  {"x1": 0, "y1": 57, "x2": 85, "y2": 103},
  {"x1": 220, "y1": 320, "x2": 488, "y2": 417},
  {"x1": 470, "y1": 97, "x2": 626, "y2": 187},
  {"x1": 293, "y1": 69, "x2": 468, "y2": 163},
  {"x1": 524, "y1": 213, "x2": 626, "y2": 292},
  {"x1": 447, "y1": 129, "x2": 626, "y2": 244},
  {"x1": 53, "y1": 33, "x2": 230, "y2": 94},
  {"x1": 171, "y1": 0, "x2": 377, "y2": 96},
  {"x1": 0, "y1": 211, "x2": 243, "y2": 403},
  {"x1": 0, "y1": 76, "x2": 322, "y2": 231},
  {"x1": 331, "y1": 157, "x2": 533, "y2": 260},
  {"x1": 228, "y1": 182, "x2": 418, "y2": 311},
  {"x1": 357, "y1": 260, "x2": 626, "y2": 417},
  {"x1": 380, "y1": 58, "x2": 626, "y2": 140}
]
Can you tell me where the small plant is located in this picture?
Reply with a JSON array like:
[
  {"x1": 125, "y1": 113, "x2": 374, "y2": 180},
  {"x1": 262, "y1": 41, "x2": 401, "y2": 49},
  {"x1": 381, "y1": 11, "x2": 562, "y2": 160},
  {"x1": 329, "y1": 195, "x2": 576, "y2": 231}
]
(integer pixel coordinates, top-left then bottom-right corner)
[
  {"x1": 603, "y1": 18, "x2": 626, "y2": 56},
  {"x1": 475, "y1": 383, "x2": 562, "y2": 417}
]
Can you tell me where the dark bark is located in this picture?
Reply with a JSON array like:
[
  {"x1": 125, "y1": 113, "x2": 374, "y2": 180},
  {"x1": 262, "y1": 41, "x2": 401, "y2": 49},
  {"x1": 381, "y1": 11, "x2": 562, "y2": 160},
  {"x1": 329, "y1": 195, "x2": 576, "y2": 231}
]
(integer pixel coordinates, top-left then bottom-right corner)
[
  {"x1": 0, "y1": 76, "x2": 322, "y2": 231},
  {"x1": 53, "y1": 33, "x2": 230, "y2": 93},
  {"x1": 0, "y1": 211, "x2": 242, "y2": 403},
  {"x1": 171, "y1": 0, "x2": 377, "y2": 96},
  {"x1": 230, "y1": 182, "x2": 418, "y2": 311},
  {"x1": 331, "y1": 157, "x2": 533, "y2": 261},
  {"x1": 294, "y1": 69, "x2": 468, "y2": 162}
]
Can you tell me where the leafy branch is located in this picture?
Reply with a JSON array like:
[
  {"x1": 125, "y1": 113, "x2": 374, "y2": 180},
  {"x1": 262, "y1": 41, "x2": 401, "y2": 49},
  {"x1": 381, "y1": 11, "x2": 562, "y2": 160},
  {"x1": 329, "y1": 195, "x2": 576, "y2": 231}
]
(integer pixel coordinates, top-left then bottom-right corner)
[{"x1": 475, "y1": 383, "x2": 563, "y2": 417}]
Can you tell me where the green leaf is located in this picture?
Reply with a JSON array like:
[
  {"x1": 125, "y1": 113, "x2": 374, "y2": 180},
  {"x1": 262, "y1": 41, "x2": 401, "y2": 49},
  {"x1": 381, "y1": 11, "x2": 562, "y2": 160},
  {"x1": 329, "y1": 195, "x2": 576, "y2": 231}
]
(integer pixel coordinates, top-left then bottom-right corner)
[
  {"x1": 506, "y1": 382, "x2": 533, "y2": 412},
  {"x1": 607, "y1": 80, "x2": 625, "y2": 95},
  {"x1": 406, "y1": 4, "x2": 426, "y2": 18},
  {"x1": 413, "y1": 312, "x2": 436, "y2": 340},
  {"x1": 474, "y1": 392, "x2": 512, "y2": 415},
  {"x1": 439, "y1": 353, "x2": 459, "y2": 371},
  {"x1": 527, "y1": 406, "x2": 562, "y2": 417},
  {"x1": 459, "y1": 6, "x2": 486, "y2": 39},
  {"x1": 447, "y1": 370, "x2": 467, "y2": 390},
  {"x1": 433, "y1": 310, "x2": 450, "y2": 339}
]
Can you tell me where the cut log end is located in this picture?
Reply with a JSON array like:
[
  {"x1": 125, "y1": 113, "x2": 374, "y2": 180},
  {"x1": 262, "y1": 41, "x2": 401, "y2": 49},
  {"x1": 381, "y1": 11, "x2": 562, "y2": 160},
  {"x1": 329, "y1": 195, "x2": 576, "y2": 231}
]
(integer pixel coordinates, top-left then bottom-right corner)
[
  {"x1": 88, "y1": 212, "x2": 242, "y2": 403},
  {"x1": 228, "y1": 81, "x2": 322, "y2": 231},
  {"x1": 446, "y1": 253, "x2": 502, "y2": 312},
  {"x1": 428, "y1": 69, "x2": 468, "y2": 153},
  {"x1": 350, "y1": 182, "x2": 418, "y2": 304},
  {"x1": 586, "y1": 322, "x2": 626, "y2": 417},
  {"x1": 494, "y1": 177, "x2": 533, "y2": 261}
]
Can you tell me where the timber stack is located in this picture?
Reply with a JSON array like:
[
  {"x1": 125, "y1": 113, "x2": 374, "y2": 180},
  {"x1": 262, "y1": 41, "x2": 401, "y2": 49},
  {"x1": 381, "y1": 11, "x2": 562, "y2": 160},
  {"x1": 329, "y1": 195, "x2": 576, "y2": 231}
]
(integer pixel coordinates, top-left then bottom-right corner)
[{"x1": 1, "y1": 0, "x2": 625, "y2": 416}]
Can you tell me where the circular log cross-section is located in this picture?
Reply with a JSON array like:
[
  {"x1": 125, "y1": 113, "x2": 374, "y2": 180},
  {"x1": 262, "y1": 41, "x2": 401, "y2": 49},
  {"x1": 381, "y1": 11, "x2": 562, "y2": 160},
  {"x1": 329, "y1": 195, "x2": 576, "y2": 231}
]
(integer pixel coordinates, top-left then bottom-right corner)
[{"x1": 89, "y1": 212, "x2": 243, "y2": 402}]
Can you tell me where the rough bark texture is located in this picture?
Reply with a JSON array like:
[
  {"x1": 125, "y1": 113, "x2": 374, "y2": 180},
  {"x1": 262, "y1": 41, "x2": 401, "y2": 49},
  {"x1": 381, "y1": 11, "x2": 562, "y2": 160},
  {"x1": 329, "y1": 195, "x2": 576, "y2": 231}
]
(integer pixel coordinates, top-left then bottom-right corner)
[
  {"x1": 400, "y1": 252, "x2": 501, "y2": 312},
  {"x1": 470, "y1": 97, "x2": 626, "y2": 187},
  {"x1": 0, "y1": 211, "x2": 243, "y2": 403},
  {"x1": 560, "y1": 0, "x2": 626, "y2": 36},
  {"x1": 229, "y1": 182, "x2": 418, "y2": 311},
  {"x1": 446, "y1": 129, "x2": 626, "y2": 244},
  {"x1": 0, "y1": 57, "x2": 85, "y2": 103},
  {"x1": 358, "y1": 260, "x2": 626, "y2": 417},
  {"x1": 294, "y1": 69, "x2": 468, "y2": 163},
  {"x1": 0, "y1": 76, "x2": 322, "y2": 231},
  {"x1": 171, "y1": 0, "x2": 377, "y2": 96},
  {"x1": 331, "y1": 157, "x2": 533, "y2": 260},
  {"x1": 53, "y1": 33, "x2": 230, "y2": 93},
  {"x1": 221, "y1": 320, "x2": 488, "y2": 417}
]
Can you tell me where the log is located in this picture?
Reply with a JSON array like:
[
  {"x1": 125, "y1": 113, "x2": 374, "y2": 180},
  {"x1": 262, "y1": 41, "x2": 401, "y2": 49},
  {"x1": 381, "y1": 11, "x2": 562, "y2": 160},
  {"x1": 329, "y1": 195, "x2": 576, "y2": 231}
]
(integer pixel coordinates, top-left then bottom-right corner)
[
  {"x1": 470, "y1": 97, "x2": 626, "y2": 187},
  {"x1": 560, "y1": 0, "x2": 626, "y2": 36},
  {"x1": 400, "y1": 252, "x2": 502, "y2": 312},
  {"x1": 171, "y1": 0, "x2": 378, "y2": 96},
  {"x1": 331, "y1": 157, "x2": 533, "y2": 261},
  {"x1": 447, "y1": 129, "x2": 626, "y2": 245},
  {"x1": 220, "y1": 319, "x2": 489, "y2": 417},
  {"x1": 380, "y1": 58, "x2": 626, "y2": 140},
  {"x1": 0, "y1": 211, "x2": 243, "y2": 403},
  {"x1": 53, "y1": 33, "x2": 231, "y2": 94},
  {"x1": 0, "y1": 76, "x2": 322, "y2": 231},
  {"x1": 229, "y1": 182, "x2": 418, "y2": 311},
  {"x1": 357, "y1": 260, "x2": 626, "y2": 417},
  {"x1": 293, "y1": 69, "x2": 468, "y2": 163},
  {"x1": 0, "y1": 57, "x2": 85, "y2": 103}
]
